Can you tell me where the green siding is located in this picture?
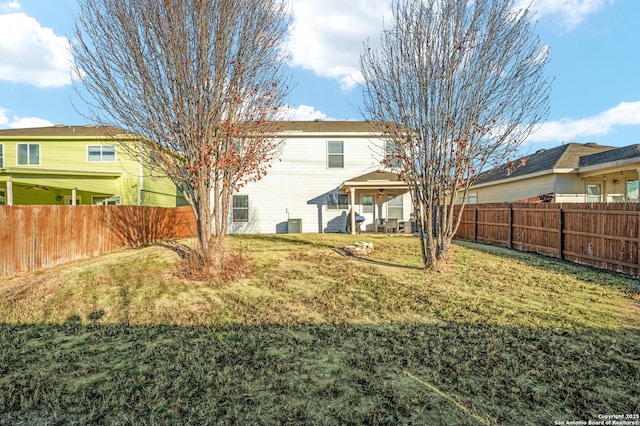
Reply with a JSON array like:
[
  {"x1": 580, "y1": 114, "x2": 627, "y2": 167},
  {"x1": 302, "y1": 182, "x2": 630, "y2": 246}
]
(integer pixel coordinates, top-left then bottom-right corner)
[{"x1": 0, "y1": 133, "x2": 183, "y2": 207}]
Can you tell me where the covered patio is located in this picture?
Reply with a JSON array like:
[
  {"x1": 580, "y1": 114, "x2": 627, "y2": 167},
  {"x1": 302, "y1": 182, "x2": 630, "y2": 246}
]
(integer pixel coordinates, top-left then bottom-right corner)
[
  {"x1": 339, "y1": 170, "x2": 411, "y2": 235},
  {"x1": 0, "y1": 168, "x2": 123, "y2": 206}
]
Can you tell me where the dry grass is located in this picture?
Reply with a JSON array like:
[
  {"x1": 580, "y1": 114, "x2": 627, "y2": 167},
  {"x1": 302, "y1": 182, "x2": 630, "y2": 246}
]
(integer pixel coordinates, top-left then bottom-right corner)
[{"x1": 0, "y1": 234, "x2": 638, "y2": 425}]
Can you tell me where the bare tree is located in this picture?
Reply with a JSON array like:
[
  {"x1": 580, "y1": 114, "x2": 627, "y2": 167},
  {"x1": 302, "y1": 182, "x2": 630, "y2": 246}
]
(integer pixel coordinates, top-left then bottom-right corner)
[
  {"x1": 360, "y1": 0, "x2": 551, "y2": 269},
  {"x1": 72, "y1": 0, "x2": 291, "y2": 265}
]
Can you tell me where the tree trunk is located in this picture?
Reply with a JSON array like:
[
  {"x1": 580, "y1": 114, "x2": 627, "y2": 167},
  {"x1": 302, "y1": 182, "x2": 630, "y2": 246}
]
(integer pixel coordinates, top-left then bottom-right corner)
[{"x1": 194, "y1": 198, "x2": 212, "y2": 263}]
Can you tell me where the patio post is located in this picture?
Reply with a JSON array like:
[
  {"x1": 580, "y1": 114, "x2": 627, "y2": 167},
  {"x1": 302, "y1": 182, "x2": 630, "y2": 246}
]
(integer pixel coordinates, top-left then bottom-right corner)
[
  {"x1": 350, "y1": 187, "x2": 356, "y2": 235},
  {"x1": 6, "y1": 180, "x2": 12, "y2": 206}
]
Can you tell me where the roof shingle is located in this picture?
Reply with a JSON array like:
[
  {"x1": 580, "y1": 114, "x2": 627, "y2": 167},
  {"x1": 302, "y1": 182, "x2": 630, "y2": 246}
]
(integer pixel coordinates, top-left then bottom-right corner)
[{"x1": 476, "y1": 143, "x2": 616, "y2": 184}]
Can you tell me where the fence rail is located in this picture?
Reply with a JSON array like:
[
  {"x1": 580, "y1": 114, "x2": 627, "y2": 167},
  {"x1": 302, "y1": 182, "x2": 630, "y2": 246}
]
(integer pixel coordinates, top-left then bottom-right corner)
[
  {"x1": 0, "y1": 205, "x2": 196, "y2": 279},
  {"x1": 455, "y1": 202, "x2": 640, "y2": 276}
]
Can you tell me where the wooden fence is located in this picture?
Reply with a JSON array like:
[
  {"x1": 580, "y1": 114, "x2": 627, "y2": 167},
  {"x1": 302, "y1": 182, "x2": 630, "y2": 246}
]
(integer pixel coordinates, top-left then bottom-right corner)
[
  {"x1": 0, "y1": 205, "x2": 196, "y2": 279},
  {"x1": 455, "y1": 202, "x2": 640, "y2": 276}
]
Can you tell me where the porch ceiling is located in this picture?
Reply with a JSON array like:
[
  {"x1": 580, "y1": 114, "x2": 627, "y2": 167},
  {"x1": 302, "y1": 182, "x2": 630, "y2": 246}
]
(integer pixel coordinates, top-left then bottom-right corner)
[{"x1": 2, "y1": 177, "x2": 118, "y2": 195}]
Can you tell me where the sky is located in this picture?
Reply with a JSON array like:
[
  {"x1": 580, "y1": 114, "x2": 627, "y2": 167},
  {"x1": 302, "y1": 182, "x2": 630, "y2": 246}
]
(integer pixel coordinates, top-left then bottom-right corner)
[{"x1": 0, "y1": 0, "x2": 639, "y2": 151}]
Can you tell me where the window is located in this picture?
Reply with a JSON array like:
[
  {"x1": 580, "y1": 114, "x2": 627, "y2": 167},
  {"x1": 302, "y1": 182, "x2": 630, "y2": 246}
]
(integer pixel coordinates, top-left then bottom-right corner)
[
  {"x1": 17, "y1": 143, "x2": 39, "y2": 165},
  {"x1": 0, "y1": 190, "x2": 4, "y2": 206},
  {"x1": 88, "y1": 145, "x2": 116, "y2": 162},
  {"x1": 387, "y1": 194, "x2": 403, "y2": 220},
  {"x1": 626, "y1": 179, "x2": 638, "y2": 202},
  {"x1": 586, "y1": 182, "x2": 602, "y2": 202},
  {"x1": 327, "y1": 141, "x2": 344, "y2": 168},
  {"x1": 361, "y1": 195, "x2": 373, "y2": 213},
  {"x1": 468, "y1": 192, "x2": 478, "y2": 204},
  {"x1": 327, "y1": 193, "x2": 348, "y2": 210},
  {"x1": 0, "y1": 144, "x2": 3, "y2": 167},
  {"x1": 232, "y1": 195, "x2": 249, "y2": 222},
  {"x1": 93, "y1": 195, "x2": 121, "y2": 205},
  {"x1": 385, "y1": 140, "x2": 400, "y2": 168}
]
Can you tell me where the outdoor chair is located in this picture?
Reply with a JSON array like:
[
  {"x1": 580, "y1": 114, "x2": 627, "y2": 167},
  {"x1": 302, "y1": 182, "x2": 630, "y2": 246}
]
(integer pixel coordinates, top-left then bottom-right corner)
[{"x1": 385, "y1": 218, "x2": 398, "y2": 233}]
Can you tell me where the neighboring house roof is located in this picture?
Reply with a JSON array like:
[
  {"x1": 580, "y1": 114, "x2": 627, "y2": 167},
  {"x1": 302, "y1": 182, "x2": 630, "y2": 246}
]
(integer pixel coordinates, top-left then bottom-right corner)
[
  {"x1": 579, "y1": 144, "x2": 640, "y2": 167},
  {"x1": 475, "y1": 142, "x2": 616, "y2": 185},
  {"x1": 0, "y1": 125, "x2": 124, "y2": 138}
]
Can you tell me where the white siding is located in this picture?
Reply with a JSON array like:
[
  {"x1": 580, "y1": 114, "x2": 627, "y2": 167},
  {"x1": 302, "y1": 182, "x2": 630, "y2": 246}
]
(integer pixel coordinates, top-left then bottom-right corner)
[
  {"x1": 555, "y1": 175, "x2": 588, "y2": 203},
  {"x1": 228, "y1": 134, "x2": 403, "y2": 234}
]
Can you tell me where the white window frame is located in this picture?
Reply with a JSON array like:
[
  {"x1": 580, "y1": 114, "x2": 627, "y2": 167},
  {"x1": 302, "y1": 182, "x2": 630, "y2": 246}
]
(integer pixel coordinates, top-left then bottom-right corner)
[
  {"x1": 361, "y1": 194, "x2": 373, "y2": 214},
  {"x1": 468, "y1": 192, "x2": 478, "y2": 204},
  {"x1": 87, "y1": 145, "x2": 116, "y2": 162},
  {"x1": 92, "y1": 195, "x2": 121, "y2": 205},
  {"x1": 384, "y1": 140, "x2": 400, "y2": 168},
  {"x1": 586, "y1": 181, "x2": 603, "y2": 203},
  {"x1": 64, "y1": 195, "x2": 82, "y2": 205},
  {"x1": 626, "y1": 179, "x2": 638, "y2": 202},
  {"x1": 16, "y1": 143, "x2": 40, "y2": 166},
  {"x1": 327, "y1": 193, "x2": 349, "y2": 210},
  {"x1": 386, "y1": 194, "x2": 404, "y2": 220},
  {"x1": 232, "y1": 195, "x2": 249, "y2": 222},
  {"x1": 327, "y1": 141, "x2": 344, "y2": 169}
]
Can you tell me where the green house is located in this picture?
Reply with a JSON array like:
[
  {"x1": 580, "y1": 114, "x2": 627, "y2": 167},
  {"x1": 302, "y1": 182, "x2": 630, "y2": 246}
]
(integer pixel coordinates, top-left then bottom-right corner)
[{"x1": 0, "y1": 125, "x2": 186, "y2": 207}]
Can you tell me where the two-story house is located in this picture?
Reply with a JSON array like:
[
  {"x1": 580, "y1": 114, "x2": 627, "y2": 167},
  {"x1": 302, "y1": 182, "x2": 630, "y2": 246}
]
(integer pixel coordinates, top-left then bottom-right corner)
[
  {"x1": 228, "y1": 121, "x2": 412, "y2": 235},
  {"x1": 1, "y1": 122, "x2": 414, "y2": 234},
  {"x1": 0, "y1": 125, "x2": 186, "y2": 207}
]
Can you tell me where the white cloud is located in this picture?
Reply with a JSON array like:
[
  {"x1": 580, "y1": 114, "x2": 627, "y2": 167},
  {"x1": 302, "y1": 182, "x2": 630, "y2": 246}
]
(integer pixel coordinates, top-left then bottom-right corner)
[
  {"x1": 516, "y1": 0, "x2": 612, "y2": 30},
  {"x1": 0, "y1": 107, "x2": 53, "y2": 129},
  {"x1": 287, "y1": 0, "x2": 391, "y2": 91},
  {"x1": 0, "y1": 4, "x2": 74, "y2": 88},
  {"x1": 288, "y1": 0, "x2": 610, "y2": 92},
  {"x1": 0, "y1": 0, "x2": 19, "y2": 13},
  {"x1": 281, "y1": 104, "x2": 336, "y2": 121},
  {"x1": 527, "y1": 101, "x2": 640, "y2": 143}
]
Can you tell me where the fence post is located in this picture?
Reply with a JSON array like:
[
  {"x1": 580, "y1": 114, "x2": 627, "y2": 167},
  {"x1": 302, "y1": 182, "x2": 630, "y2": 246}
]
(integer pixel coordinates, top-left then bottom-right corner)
[
  {"x1": 558, "y1": 205, "x2": 564, "y2": 260},
  {"x1": 507, "y1": 203, "x2": 513, "y2": 249},
  {"x1": 474, "y1": 206, "x2": 478, "y2": 243}
]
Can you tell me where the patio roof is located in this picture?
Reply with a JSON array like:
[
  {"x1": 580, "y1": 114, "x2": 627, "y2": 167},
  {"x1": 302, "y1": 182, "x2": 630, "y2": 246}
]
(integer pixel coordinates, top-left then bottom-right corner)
[{"x1": 339, "y1": 170, "x2": 409, "y2": 192}]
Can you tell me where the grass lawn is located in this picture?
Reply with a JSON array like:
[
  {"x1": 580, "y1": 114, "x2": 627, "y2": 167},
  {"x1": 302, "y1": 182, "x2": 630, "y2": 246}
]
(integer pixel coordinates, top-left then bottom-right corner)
[{"x1": 0, "y1": 234, "x2": 638, "y2": 425}]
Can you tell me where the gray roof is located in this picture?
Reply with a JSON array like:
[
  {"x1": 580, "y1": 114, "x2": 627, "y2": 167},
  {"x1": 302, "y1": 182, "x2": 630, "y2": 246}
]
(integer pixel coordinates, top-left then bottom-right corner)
[
  {"x1": 579, "y1": 144, "x2": 640, "y2": 167},
  {"x1": 0, "y1": 121, "x2": 378, "y2": 138},
  {"x1": 346, "y1": 170, "x2": 403, "y2": 183},
  {"x1": 476, "y1": 143, "x2": 616, "y2": 184},
  {"x1": 0, "y1": 125, "x2": 124, "y2": 137},
  {"x1": 277, "y1": 121, "x2": 378, "y2": 133}
]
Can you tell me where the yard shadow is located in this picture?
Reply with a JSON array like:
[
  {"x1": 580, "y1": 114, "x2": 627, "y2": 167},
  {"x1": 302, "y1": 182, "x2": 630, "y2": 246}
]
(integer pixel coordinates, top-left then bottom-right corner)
[
  {"x1": 236, "y1": 233, "x2": 340, "y2": 249},
  {"x1": 99, "y1": 206, "x2": 194, "y2": 247},
  {"x1": 158, "y1": 240, "x2": 194, "y2": 259},
  {"x1": 333, "y1": 247, "x2": 424, "y2": 270},
  {"x1": 454, "y1": 239, "x2": 639, "y2": 283},
  {"x1": 0, "y1": 320, "x2": 638, "y2": 425}
]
